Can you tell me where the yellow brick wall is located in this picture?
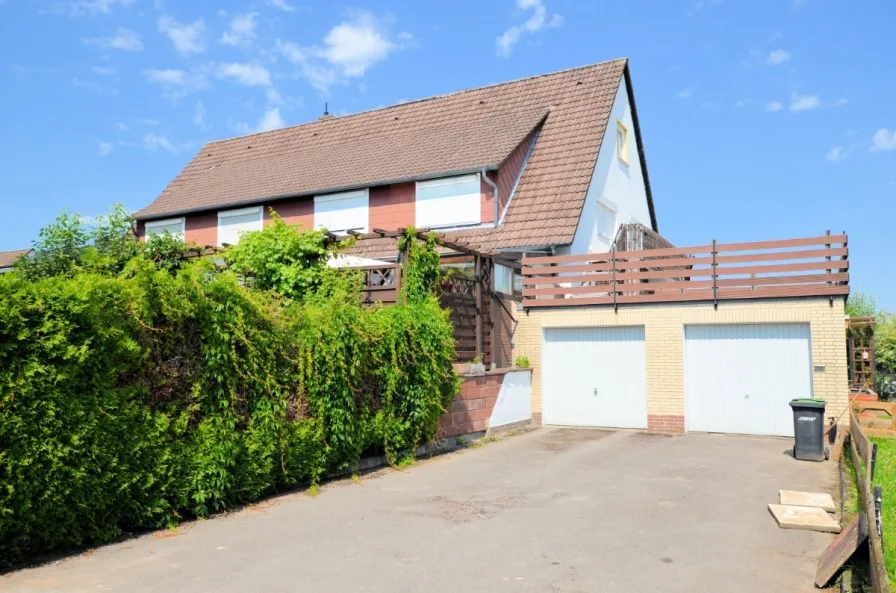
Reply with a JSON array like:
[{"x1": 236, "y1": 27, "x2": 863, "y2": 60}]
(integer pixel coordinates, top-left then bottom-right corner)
[{"x1": 514, "y1": 297, "x2": 849, "y2": 428}]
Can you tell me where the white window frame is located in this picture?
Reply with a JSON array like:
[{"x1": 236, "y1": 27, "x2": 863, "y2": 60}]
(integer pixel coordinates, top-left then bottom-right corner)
[
  {"x1": 314, "y1": 189, "x2": 369, "y2": 235},
  {"x1": 217, "y1": 206, "x2": 263, "y2": 246},
  {"x1": 415, "y1": 174, "x2": 482, "y2": 229},
  {"x1": 616, "y1": 120, "x2": 629, "y2": 164},
  {"x1": 145, "y1": 217, "x2": 185, "y2": 239},
  {"x1": 596, "y1": 198, "x2": 617, "y2": 241}
]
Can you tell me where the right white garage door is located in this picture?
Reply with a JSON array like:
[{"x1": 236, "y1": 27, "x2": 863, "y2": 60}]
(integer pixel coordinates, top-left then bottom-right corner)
[{"x1": 684, "y1": 323, "x2": 813, "y2": 437}]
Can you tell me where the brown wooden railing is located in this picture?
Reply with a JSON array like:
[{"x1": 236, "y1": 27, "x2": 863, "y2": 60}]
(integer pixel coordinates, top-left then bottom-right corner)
[
  {"x1": 359, "y1": 264, "x2": 401, "y2": 305},
  {"x1": 522, "y1": 233, "x2": 849, "y2": 308}
]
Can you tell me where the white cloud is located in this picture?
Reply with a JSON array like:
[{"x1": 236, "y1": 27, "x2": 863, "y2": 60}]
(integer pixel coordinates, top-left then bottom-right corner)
[
  {"x1": 158, "y1": 15, "x2": 206, "y2": 56},
  {"x1": 139, "y1": 117, "x2": 160, "y2": 126},
  {"x1": 143, "y1": 133, "x2": 177, "y2": 153},
  {"x1": 193, "y1": 101, "x2": 207, "y2": 128},
  {"x1": 872, "y1": 128, "x2": 896, "y2": 151},
  {"x1": 220, "y1": 12, "x2": 257, "y2": 47},
  {"x1": 826, "y1": 146, "x2": 847, "y2": 162},
  {"x1": 115, "y1": 121, "x2": 128, "y2": 131},
  {"x1": 92, "y1": 66, "x2": 116, "y2": 75},
  {"x1": 319, "y1": 13, "x2": 402, "y2": 77},
  {"x1": 143, "y1": 69, "x2": 209, "y2": 99},
  {"x1": 144, "y1": 68, "x2": 185, "y2": 85},
  {"x1": 83, "y1": 27, "x2": 142, "y2": 51},
  {"x1": 676, "y1": 89, "x2": 692, "y2": 99},
  {"x1": 217, "y1": 62, "x2": 271, "y2": 87},
  {"x1": 766, "y1": 49, "x2": 791, "y2": 65},
  {"x1": 72, "y1": 77, "x2": 118, "y2": 96},
  {"x1": 98, "y1": 141, "x2": 113, "y2": 156},
  {"x1": 266, "y1": 0, "x2": 295, "y2": 11},
  {"x1": 766, "y1": 101, "x2": 783, "y2": 112},
  {"x1": 276, "y1": 12, "x2": 411, "y2": 92},
  {"x1": 790, "y1": 93, "x2": 820, "y2": 112},
  {"x1": 496, "y1": 0, "x2": 563, "y2": 57},
  {"x1": 256, "y1": 107, "x2": 285, "y2": 132},
  {"x1": 51, "y1": 0, "x2": 134, "y2": 17}
]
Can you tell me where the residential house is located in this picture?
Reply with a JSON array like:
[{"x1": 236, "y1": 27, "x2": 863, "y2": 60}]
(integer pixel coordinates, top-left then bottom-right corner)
[
  {"x1": 0, "y1": 249, "x2": 32, "y2": 273},
  {"x1": 135, "y1": 58, "x2": 850, "y2": 437}
]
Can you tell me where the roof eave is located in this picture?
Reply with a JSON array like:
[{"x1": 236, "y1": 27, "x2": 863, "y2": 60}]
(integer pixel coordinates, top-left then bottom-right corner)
[{"x1": 134, "y1": 164, "x2": 502, "y2": 222}]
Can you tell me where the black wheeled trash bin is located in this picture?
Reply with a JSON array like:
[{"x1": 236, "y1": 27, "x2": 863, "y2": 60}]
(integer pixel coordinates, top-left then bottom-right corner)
[{"x1": 789, "y1": 398, "x2": 828, "y2": 462}]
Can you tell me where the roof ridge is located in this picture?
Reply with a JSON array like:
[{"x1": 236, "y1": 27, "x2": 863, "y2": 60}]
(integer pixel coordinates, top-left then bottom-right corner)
[{"x1": 204, "y1": 58, "x2": 628, "y2": 146}]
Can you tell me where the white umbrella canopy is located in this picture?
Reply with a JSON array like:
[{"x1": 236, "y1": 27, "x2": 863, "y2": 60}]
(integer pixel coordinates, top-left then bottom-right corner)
[{"x1": 326, "y1": 254, "x2": 391, "y2": 269}]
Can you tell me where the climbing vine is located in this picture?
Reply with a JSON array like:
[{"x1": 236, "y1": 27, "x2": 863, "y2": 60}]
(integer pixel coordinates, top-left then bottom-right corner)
[{"x1": 0, "y1": 214, "x2": 458, "y2": 567}]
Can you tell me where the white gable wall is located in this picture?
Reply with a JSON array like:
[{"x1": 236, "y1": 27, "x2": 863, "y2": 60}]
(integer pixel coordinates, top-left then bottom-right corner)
[{"x1": 562, "y1": 75, "x2": 652, "y2": 256}]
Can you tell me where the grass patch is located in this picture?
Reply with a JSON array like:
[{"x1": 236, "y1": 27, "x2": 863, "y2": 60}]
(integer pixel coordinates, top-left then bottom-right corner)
[{"x1": 870, "y1": 436, "x2": 896, "y2": 586}]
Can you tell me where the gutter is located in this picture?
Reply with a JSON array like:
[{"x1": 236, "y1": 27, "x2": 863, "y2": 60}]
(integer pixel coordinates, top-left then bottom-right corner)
[{"x1": 481, "y1": 168, "x2": 499, "y2": 228}]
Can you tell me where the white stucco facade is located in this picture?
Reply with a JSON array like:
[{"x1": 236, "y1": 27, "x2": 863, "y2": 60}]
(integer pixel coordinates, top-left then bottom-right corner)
[{"x1": 563, "y1": 75, "x2": 652, "y2": 256}]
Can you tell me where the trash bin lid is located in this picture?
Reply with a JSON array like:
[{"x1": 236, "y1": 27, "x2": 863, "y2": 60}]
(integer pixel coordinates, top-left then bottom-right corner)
[{"x1": 790, "y1": 398, "x2": 826, "y2": 408}]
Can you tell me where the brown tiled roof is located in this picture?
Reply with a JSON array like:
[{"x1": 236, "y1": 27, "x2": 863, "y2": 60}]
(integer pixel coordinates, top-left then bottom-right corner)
[
  {"x1": 135, "y1": 103, "x2": 549, "y2": 219},
  {"x1": 0, "y1": 248, "x2": 32, "y2": 269},
  {"x1": 138, "y1": 58, "x2": 656, "y2": 250}
]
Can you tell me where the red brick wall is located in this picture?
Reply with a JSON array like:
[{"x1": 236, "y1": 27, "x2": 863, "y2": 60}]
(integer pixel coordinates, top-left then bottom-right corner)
[
  {"x1": 480, "y1": 173, "x2": 496, "y2": 224},
  {"x1": 438, "y1": 373, "x2": 504, "y2": 438},
  {"x1": 647, "y1": 414, "x2": 685, "y2": 434},
  {"x1": 495, "y1": 127, "x2": 538, "y2": 216},
  {"x1": 185, "y1": 212, "x2": 217, "y2": 246},
  {"x1": 369, "y1": 182, "x2": 415, "y2": 230},
  {"x1": 266, "y1": 197, "x2": 313, "y2": 230}
]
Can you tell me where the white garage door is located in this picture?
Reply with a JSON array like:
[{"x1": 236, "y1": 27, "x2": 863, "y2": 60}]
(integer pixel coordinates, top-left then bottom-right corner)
[
  {"x1": 684, "y1": 324, "x2": 813, "y2": 437},
  {"x1": 543, "y1": 327, "x2": 647, "y2": 429}
]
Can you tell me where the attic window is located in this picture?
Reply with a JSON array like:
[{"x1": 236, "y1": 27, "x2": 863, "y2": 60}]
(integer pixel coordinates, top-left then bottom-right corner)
[{"x1": 616, "y1": 120, "x2": 629, "y2": 164}]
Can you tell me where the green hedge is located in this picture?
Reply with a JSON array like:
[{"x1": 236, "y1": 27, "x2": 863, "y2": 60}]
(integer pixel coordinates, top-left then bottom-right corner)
[{"x1": 0, "y1": 258, "x2": 458, "y2": 567}]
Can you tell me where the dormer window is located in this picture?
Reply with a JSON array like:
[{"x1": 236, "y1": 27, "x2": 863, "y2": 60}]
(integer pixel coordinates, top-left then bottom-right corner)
[
  {"x1": 145, "y1": 217, "x2": 185, "y2": 239},
  {"x1": 314, "y1": 189, "x2": 369, "y2": 235},
  {"x1": 218, "y1": 206, "x2": 262, "y2": 246},
  {"x1": 415, "y1": 174, "x2": 481, "y2": 228}
]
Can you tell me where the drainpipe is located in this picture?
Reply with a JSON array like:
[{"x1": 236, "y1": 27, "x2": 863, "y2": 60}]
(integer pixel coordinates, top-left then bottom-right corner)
[{"x1": 481, "y1": 168, "x2": 499, "y2": 227}]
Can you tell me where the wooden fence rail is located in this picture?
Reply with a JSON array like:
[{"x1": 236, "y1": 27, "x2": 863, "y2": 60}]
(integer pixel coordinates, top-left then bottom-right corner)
[
  {"x1": 850, "y1": 407, "x2": 890, "y2": 593},
  {"x1": 521, "y1": 233, "x2": 849, "y2": 308}
]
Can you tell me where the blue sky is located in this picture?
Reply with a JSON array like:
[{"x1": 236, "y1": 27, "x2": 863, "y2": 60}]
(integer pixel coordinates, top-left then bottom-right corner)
[{"x1": 0, "y1": 0, "x2": 894, "y2": 307}]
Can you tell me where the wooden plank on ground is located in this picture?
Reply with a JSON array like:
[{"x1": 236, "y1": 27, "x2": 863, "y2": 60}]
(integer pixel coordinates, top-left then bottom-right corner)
[
  {"x1": 815, "y1": 512, "x2": 868, "y2": 587},
  {"x1": 780, "y1": 490, "x2": 837, "y2": 513},
  {"x1": 768, "y1": 504, "x2": 841, "y2": 533}
]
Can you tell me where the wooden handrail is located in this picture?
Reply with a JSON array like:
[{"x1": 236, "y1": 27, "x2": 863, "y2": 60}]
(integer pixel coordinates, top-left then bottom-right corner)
[{"x1": 521, "y1": 233, "x2": 849, "y2": 308}]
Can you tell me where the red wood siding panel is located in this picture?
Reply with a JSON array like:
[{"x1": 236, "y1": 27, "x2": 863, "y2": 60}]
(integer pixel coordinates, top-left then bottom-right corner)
[
  {"x1": 481, "y1": 173, "x2": 496, "y2": 224},
  {"x1": 265, "y1": 197, "x2": 314, "y2": 231},
  {"x1": 136, "y1": 221, "x2": 146, "y2": 240},
  {"x1": 185, "y1": 212, "x2": 217, "y2": 246},
  {"x1": 369, "y1": 182, "x2": 415, "y2": 231},
  {"x1": 496, "y1": 127, "x2": 538, "y2": 216}
]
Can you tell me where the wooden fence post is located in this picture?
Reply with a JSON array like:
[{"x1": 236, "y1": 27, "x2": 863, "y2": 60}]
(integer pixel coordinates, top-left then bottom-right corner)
[{"x1": 474, "y1": 254, "x2": 483, "y2": 360}]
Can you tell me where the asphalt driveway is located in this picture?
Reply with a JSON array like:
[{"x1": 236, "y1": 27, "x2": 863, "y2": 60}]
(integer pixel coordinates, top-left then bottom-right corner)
[{"x1": 4, "y1": 428, "x2": 837, "y2": 592}]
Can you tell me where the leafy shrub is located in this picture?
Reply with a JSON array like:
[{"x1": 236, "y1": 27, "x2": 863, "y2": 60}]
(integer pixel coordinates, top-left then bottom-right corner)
[
  {"x1": 0, "y1": 253, "x2": 458, "y2": 566},
  {"x1": 514, "y1": 356, "x2": 530, "y2": 369}
]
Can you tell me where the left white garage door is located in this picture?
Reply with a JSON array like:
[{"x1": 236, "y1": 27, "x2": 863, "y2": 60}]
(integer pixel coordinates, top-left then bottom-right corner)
[{"x1": 542, "y1": 327, "x2": 647, "y2": 429}]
